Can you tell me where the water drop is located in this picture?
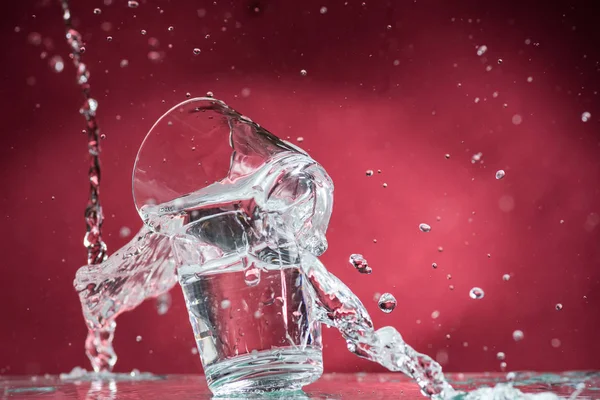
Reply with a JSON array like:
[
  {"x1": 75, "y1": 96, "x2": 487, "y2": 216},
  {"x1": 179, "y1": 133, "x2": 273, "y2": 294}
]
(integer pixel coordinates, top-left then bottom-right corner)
[
  {"x1": 120, "y1": 59, "x2": 129, "y2": 68},
  {"x1": 386, "y1": 24, "x2": 392, "y2": 30},
  {"x1": 555, "y1": 303, "x2": 563, "y2": 311},
  {"x1": 378, "y1": 293, "x2": 396, "y2": 314},
  {"x1": 141, "y1": 29, "x2": 147, "y2": 35},
  {"x1": 365, "y1": 170, "x2": 374, "y2": 176},
  {"x1": 431, "y1": 310, "x2": 440, "y2": 319},
  {"x1": 319, "y1": 6, "x2": 328, "y2": 14},
  {"x1": 469, "y1": 287, "x2": 485, "y2": 300},
  {"x1": 500, "y1": 362, "x2": 507, "y2": 371},
  {"x1": 206, "y1": 91, "x2": 214, "y2": 97},
  {"x1": 296, "y1": 137, "x2": 304, "y2": 142},
  {"x1": 498, "y1": 58, "x2": 503, "y2": 64},
  {"x1": 185, "y1": 92, "x2": 191, "y2": 98},
  {"x1": 168, "y1": 26, "x2": 174, "y2": 32},
  {"x1": 581, "y1": 111, "x2": 591, "y2": 122},
  {"x1": 476, "y1": 45, "x2": 488, "y2": 56},
  {"x1": 502, "y1": 274, "x2": 511, "y2": 281},
  {"x1": 438, "y1": 246, "x2": 444, "y2": 253},
  {"x1": 120, "y1": 226, "x2": 131, "y2": 238},
  {"x1": 551, "y1": 338, "x2": 561, "y2": 348},
  {"x1": 382, "y1": 183, "x2": 388, "y2": 188},
  {"x1": 495, "y1": 170, "x2": 505, "y2": 180},
  {"x1": 432, "y1": 262, "x2": 438, "y2": 269},
  {"x1": 156, "y1": 292, "x2": 171, "y2": 315},
  {"x1": 106, "y1": 36, "x2": 113, "y2": 42},
  {"x1": 93, "y1": 8, "x2": 102, "y2": 15},
  {"x1": 512, "y1": 330, "x2": 524, "y2": 342},
  {"x1": 128, "y1": 0, "x2": 139, "y2": 8},
  {"x1": 191, "y1": 347, "x2": 198, "y2": 355},
  {"x1": 241, "y1": 88, "x2": 251, "y2": 97},
  {"x1": 512, "y1": 114, "x2": 523, "y2": 125},
  {"x1": 244, "y1": 264, "x2": 261, "y2": 286},
  {"x1": 526, "y1": 76, "x2": 533, "y2": 83},
  {"x1": 471, "y1": 152, "x2": 483, "y2": 163},
  {"x1": 444, "y1": 153, "x2": 450, "y2": 159},
  {"x1": 49, "y1": 55, "x2": 64, "y2": 73},
  {"x1": 300, "y1": 69, "x2": 307, "y2": 76},
  {"x1": 220, "y1": 299, "x2": 231, "y2": 309},
  {"x1": 497, "y1": 351, "x2": 505, "y2": 360},
  {"x1": 136, "y1": 335, "x2": 142, "y2": 342},
  {"x1": 193, "y1": 48, "x2": 201, "y2": 55},
  {"x1": 349, "y1": 254, "x2": 372, "y2": 274},
  {"x1": 419, "y1": 223, "x2": 431, "y2": 232}
]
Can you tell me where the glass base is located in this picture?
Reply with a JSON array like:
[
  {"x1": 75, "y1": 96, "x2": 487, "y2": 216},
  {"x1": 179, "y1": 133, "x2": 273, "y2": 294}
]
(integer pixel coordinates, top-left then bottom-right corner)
[{"x1": 205, "y1": 348, "x2": 323, "y2": 396}]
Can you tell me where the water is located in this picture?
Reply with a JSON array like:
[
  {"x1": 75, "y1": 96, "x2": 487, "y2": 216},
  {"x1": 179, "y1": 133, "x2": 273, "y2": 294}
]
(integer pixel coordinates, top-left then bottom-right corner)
[{"x1": 71, "y1": 97, "x2": 571, "y2": 399}]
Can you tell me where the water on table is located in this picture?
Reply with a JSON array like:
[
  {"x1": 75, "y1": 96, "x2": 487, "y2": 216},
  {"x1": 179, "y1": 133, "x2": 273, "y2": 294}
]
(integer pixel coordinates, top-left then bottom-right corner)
[{"x1": 1, "y1": 372, "x2": 598, "y2": 399}]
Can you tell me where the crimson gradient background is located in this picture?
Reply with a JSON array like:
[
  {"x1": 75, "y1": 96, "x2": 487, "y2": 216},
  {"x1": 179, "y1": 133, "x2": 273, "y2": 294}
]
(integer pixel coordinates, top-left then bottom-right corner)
[{"x1": 1, "y1": 0, "x2": 599, "y2": 376}]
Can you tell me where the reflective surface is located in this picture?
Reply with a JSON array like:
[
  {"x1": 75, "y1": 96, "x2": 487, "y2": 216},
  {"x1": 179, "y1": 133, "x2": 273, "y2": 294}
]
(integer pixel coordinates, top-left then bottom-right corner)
[{"x1": 1, "y1": 372, "x2": 599, "y2": 399}]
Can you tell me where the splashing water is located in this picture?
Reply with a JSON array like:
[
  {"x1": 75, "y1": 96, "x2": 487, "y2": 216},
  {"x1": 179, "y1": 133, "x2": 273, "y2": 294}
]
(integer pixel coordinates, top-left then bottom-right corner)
[
  {"x1": 349, "y1": 254, "x2": 372, "y2": 274},
  {"x1": 71, "y1": 98, "x2": 564, "y2": 399}
]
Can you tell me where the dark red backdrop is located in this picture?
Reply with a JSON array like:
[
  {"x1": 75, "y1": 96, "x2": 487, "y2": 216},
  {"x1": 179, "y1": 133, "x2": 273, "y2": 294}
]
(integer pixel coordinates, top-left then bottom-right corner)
[{"x1": 1, "y1": 0, "x2": 599, "y2": 375}]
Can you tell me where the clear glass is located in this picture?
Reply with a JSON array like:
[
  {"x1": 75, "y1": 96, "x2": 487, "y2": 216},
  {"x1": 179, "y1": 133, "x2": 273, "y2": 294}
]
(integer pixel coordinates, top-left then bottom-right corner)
[{"x1": 132, "y1": 98, "x2": 333, "y2": 394}]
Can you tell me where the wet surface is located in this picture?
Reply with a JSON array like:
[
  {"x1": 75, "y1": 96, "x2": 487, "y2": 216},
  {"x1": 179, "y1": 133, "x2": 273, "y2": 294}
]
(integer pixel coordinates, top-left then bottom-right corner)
[{"x1": 1, "y1": 372, "x2": 599, "y2": 399}]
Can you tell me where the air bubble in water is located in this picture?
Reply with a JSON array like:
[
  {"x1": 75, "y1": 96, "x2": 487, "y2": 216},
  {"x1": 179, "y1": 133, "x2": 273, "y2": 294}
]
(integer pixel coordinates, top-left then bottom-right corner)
[
  {"x1": 495, "y1": 170, "x2": 505, "y2": 180},
  {"x1": 555, "y1": 303, "x2": 563, "y2": 311},
  {"x1": 156, "y1": 292, "x2": 171, "y2": 315},
  {"x1": 476, "y1": 45, "x2": 488, "y2": 56},
  {"x1": 300, "y1": 69, "x2": 307, "y2": 76},
  {"x1": 378, "y1": 293, "x2": 397, "y2": 313},
  {"x1": 469, "y1": 287, "x2": 485, "y2": 300},
  {"x1": 581, "y1": 111, "x2": 591, "y2": 122},
  {"x1": 349, "y1": 254, "x2": 372, "y2": 274},
  {"x1": 128, "y1": 0, "x2": 139, "y2": 8},
  {"x1": 193, "y1": 48, "x2": 201, "y2": 55},
  {"x1": 136, "y1": 335, "x2": 142, "y2": 342},
  {"x1": 419, "y1": 223, "x2": 431, "y2": 232},
  {"x1": 512, "y1": 330, "x2": 524, "y2": 342},
  {"x1": 49, "y1": 55, "x2": 64, "y2": 73},
  {"x1": 497, "y1": 351, "x2": 505, "y2": 360},
  {"x1": 93, "y1": 8, "x2": 102, "y2": 15}
]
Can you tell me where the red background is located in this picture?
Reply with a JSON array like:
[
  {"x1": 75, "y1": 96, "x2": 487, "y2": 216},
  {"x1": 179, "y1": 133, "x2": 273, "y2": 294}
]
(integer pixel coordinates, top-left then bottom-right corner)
[{"x1": 1, "y1": 0, "x2": 599, "y2": 375}]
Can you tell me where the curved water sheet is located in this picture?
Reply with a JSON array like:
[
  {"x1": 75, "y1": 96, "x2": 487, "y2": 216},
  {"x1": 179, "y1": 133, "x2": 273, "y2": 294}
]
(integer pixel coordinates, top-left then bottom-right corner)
[{"x1": 74, "y1": 97, "x2": 562, "y2": 399}]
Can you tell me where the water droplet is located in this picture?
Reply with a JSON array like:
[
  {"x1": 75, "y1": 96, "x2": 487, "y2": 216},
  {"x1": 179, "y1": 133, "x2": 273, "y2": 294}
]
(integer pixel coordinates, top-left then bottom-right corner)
[
  {"x1": 382, "y1": 183, "x2": 388, "y2": 188},
  {"x1": 156, "y1": 292, "x2": 171, "y2": 315},
  {"x1": 497, "y1": 351, "x2": 505, "y2": 360},
  {"x1": 502, "y1": 274, "x2": 511, "y2": 281},
  {"x1": 106, "y1": 36, "x2": 113, "y2": 42},
  {"x1": 168, "y1": 26, "x2": 174, "y2": 32},
  {"x1": 185, "y1": 92, "x2": 191, "y2": 98},
  {"x1": 432, "y1": 262, "x2": 438, "y2": 269},
  {"x1": 206, "y1": 91, "x2": 214, "y2": 97},
  {"x1": 469, "y1": 287, "x2": 485, "y2": 300},
  {"x1": 49, "y1": 55, "x2": 64, "y2": 73},
  {"x1": 136, "y1": 335, "x2": 142, "y2": 342},
  {"x1": 141, "y1": 29, "x2": 147, "y2": 35},
  {"x1": 93, "y1": 8, "x2": 102, "y2": 15},
  {"x1": 300, "y1": 69, "x2": 307, "y2": 76},
  {"x1": 555, "y1": 303, "x2": 563, "y2": 311},
  {"x1": 191, "y1": 347, "x2": 198, "y2": 355},
  {"x1": 444, "y1": 153, "x2": 450, "y2": 159},
  {"x1": 319, "y1": 6, "x2": 328, "y2": 14},
  {"x1": 497, "y1": 58, "x2": 503, "y2": 64},
  {"x1": 220, "y1": 299, "x2": 231, "y2": 309},
  {"x1": 365, "y1": 170, "x2": 374, "y2": 176},
  {"x1": 582, "y1": 111, "x2": 591, "y2": 122},
  {"x1": 551, "y1": 338, "x2": 561, "y2": 348},
  {"x1": 446, "y1": 334, "x2": 451, "y2": 340},
  {"x1": 431, "y1": 310, "x2": 440, "y2": 319},
  {"x1": 512, "y1": 114, "x2": 523, "y2": 125},
  {"x1": 386, "y1": 24, "x2": 392, "y2": 30},
  {"x1": 512, "y1": 330, "x2": 524, "y2": 342},
  {"x1": 128, "y1": 0, "x2": 139, "y2": 8},
  {"x1": 495, "y1": 170, "x2": 505, "y2": 180},
  {"x1": 500, "y1": 362, "x2": 507, "y2": 371},
  {"x1": 193, "y1": 48, "x2": 201, "y2": 55},
  {"x1": 296, "y1": 136, "x2": 304, "y2": 142},
  {"x1": 349, "y1": 254, "x2": 372, "y2": 274},
  {"x1": 438, "y1": 246, "x2": 444, "y2": 253},
  {"x1": 476, "y1": 45, "x2": 488, "y2": 56},
  {"x1": 471, "y1": 152, "x2": 483, "y2": 164},
  {"x1": 244, "y1": 264, "x2": 261, "y2": 286},
  {"x1": 241, "y1": 87, "x2": 251, "y2": 97},
  {"x1": 120, "y1": 59, "x2": 129, "y2": 68},
  {"x1": 419, "y1": 223, "x2": 431, "y2": 233},
  {"x1": 378, "y1": 293, "x2": 396, "y2": 313}
]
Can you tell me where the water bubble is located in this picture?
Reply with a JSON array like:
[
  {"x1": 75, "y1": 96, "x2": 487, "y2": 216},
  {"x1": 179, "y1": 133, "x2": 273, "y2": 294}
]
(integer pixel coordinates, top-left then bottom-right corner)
[
  {"x1": 386, "y1": 24, "x2": 392, "y2": 30},
  {"x1": 300, "y1": 69, "x2": 307, "y2": 76},
  {"x1": 500, "y1": 362, "x2": 507, "y2": 371},
  {"x1": 349, "y1": 254, "x2": 372, "y2": 274},
  {"x1": 432, "y1": 262, "x2": 438, "y2": 269},
  {"x1": 444, "y1": 153, "x2": 450, "y2": 159},
  {"x1": 476, "y1": 45, "x2": 488, "y2": 56},
  {"x1": 506, "y1": 371, "x2": 516, "y2": 381},
  {"x1": 365, "y1": 170, "x2": 374, "y2": 176},
  {"x1": 128, "y1": 0, "x2": 139, "y2": 8},
  {"x1": 185, "y1": 92, "x2": 191, "y2": 98},
  {"x1": 49, "y1": 55, "x2": 64, "y2": 73},
  {"x1": 471, "y1": 152, "x2": 483, "y2": 163},
  {"x1": 93, "y1": 8, "x2": 102, "y2": 15},
  {"x1": 147, "y1": 51, "x2": 164, "y2": 63},
  {"x1": 419, "y1": 223, "x2": 431, "y2": 232},
  {"x1": 156, "y1": 292, "x2": 171, "y2": 315},
  {"x1": 378, "y1": 293, "x2": 397, "y2": 314},
  {"x1": 438, "y1": 246, "x2": 444, "y2": 253},
  {"x1": 527, "y1": 76, "x2": 533, "y2": 83},
  {"x1": 106, "y1": 36, "x2": 113, "y2": 42},
  {"x1": 141, "y1": 30, "x2": 147, "y2": 35},
  {"x1": 502, "y1": 274, "x2": 511, "y2": 281},
  {"x1": 220, "y1": 299, "x2": 231, "y2": 309},
  {"x1": 296, "y1": 136, "x2": 304, "y2": 142},
  {"x1": 498, "y1": 58, "x2": 503, "y2": 64},
  {"x1": 555, "y1": 303, "x2": 563, "y2": 311},
  {"x1": 469, "y1": 287, "x2": 485, "y2": 300},
  {"x1": 581, "y1": 111, "x2": 591, "y2": 122},
  {"x1": 136, "y1": 335, "x2": 142, "y2": 342},
  {"x1": 512, "y1": 330, "x2": 524, "y2": 342},
  {"x1": 319, "y1": 6, "x2": 328, "y2": 14},
  {"x1": 206, "y1": 91, "x2": 214, "y2": 97},
  {"x1": 512, "y1": 114, "x2": 523, "y2": 125},
  {"x1": 168, "y1": 26, "x2": 174, "y2": 32},
  {"x1": 193, "y1": 48, "x2": 201, "y2": 55},
  {"x1": 382, "y1": 183, "x2": 388, "y2": 188},
  {"x1": 497, "y1": 351, "x2": 505, "y2": 360},
  {"x1": 495, "y1": 170, "x2": 505, "y2": 180}
]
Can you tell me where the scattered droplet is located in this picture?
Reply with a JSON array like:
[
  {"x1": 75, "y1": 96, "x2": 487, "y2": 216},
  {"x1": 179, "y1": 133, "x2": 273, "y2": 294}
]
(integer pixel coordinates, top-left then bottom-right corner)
[
  {"x1": 106, "y1": 36, "x2": 113, "y2": 42},
  {"x1": 93, "y1": 8, "x2": 102, "y2": 15},
  {"x1": 136, "y1": 335, "x2": 142, "y2": 342},
  {"x1": 141, "y1": 29, "x2": 147, "y2": 35},
  {"x1": 49, "y1": 55, "x2": 64, "y2": 73},
  {"x1": 431, "y1": 310, "x2": 440, "y2": 319},
  {"x1": 581, "y1": 111, "x2": 591, "y2": 122},
  {"x1": 206, "y1": 91, "x2": 214, "y2": 97},
  {"x1": 495, "y1": 170, "x2": 506, "y2": 180},
  {"x1": 512, "y1": 330, "x2": 524, "y2": 342},
  {"x1": 185, "y1": 92, "x2": 191, "y2": 98},
  {"x1": 444, "y1": 153, "x2": 450, "y2": 159},
  {"x1": 156, "y1": 292, "x2": 171, "y2": 315},
  {"x1": 497, "y1": 351, "x2": 506, "y2": 360},
  {"x1": 300, "y1": 69, "x2": 307, "y2": 76},
  {"x1": 296, "y1": 136, "x2": 304, "y2": 142},
  {"x1": 512, "y1": 114, "x2": 523, "y2": 125},
  {"x1": 382, "y1": 183, "x2": 388, "y2": 188},
  {"x1": 191, "y1": 347, "x2": 198, "y2": 355},
  {"x1": 365, "y1": 170, "x2": 374, "y2": 176},
  {"x1": 119, "y1": 226, "x2": 131, "y2": 238},
  {"x1": 551, "y1": 338, "x2": 561, "y2": 348},
  {"x1": 526, "y1": 76, "x2": 533, "y2": 83},
  {"x1": 471, "y1": 152, "x2": 483, "y2": 164},
  {"x1": 500, "y1": 362, "x2": 507, "y2": 371},
  {"x1": 502, "y1": 274, "x2": 511, "y2": 281},
  {"x1": 349, "y1": 254, "x2": 372, "y2": 274},
  {"x1": 469, "y1": 287, "x2": 485, "y2": 300},
  {"x1": 128, "y1": 0, "x2": 139, "y2": 8},
  {"x1": 476, "y1": 45, "x2": 488, "y2": 56},
  {"x1": 168, "y1": 26, "x2": 174, "y2": 32},
  {"x1": 432, "y1": 262, "x2": 438, "y2": 269},
  {"x1": 378, "y1": 293, "x2": 397, "y2": 314},
  {"x1": 220, "y1": 299, "x2": 231, "y2": 309},
  {"x1": 438, "y1": 246, "x2": 444, "y2": 253},
  {"x1": 120, "y1": 59, "x2": 129, "y2": 68},
  {"x1": 555, "y1": 303, "x2": 563, "y2": 311},
  {"x1": 319, "y1": 6, "x2": 328, "y2": 14},
  {"x1": 419, "y1": 223, "x2": 431, "y2": 233},
  {"x1": 497, "y1": 58, "x2": 503, "y2": 64},
  {"x1": 193, "y1": 48, "x2": 201, "y2": 55}
]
